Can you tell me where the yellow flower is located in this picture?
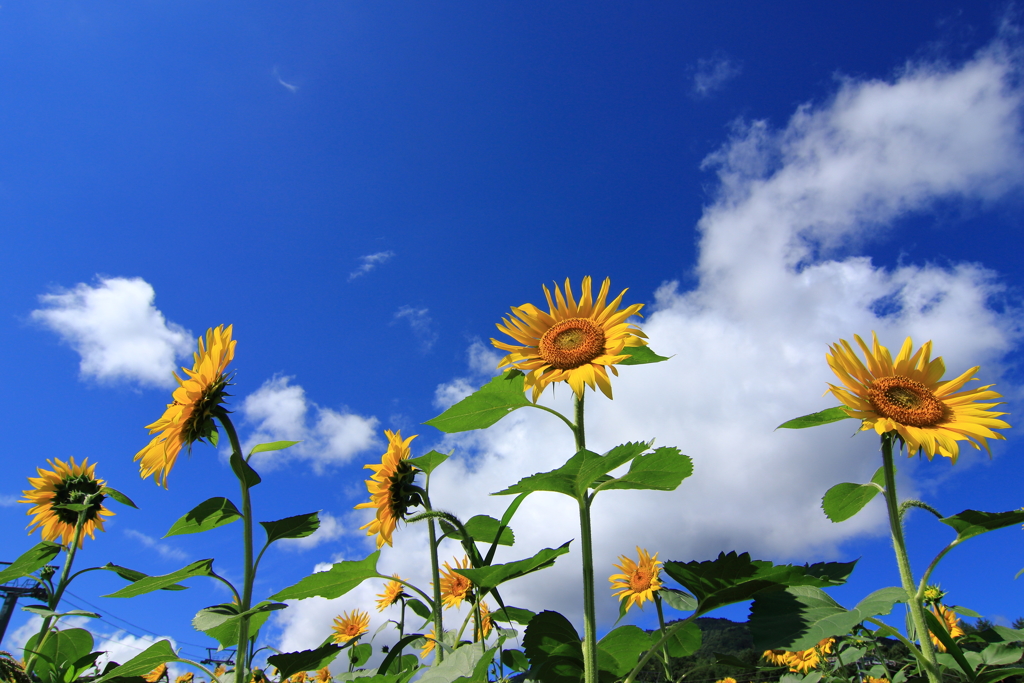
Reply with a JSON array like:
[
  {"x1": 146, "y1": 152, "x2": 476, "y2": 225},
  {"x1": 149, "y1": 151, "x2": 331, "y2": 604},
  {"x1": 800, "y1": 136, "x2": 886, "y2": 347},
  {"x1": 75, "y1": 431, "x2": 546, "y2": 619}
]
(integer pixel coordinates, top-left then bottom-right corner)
[
  {"x1": 476, "y1": 601, "x2": 492, "y2": 641},
  {"x1": 287, "y1": 673, "x2": 306, "y2": 683},
  {"x1": 176, "y1": 674, "x2": 194, "y2": 683},
  {"x1": 929, "y1": 604, "x2": 964, "y2": 652},
  {"x1": 491, "y1": 277, "x2": 648, "y2": 401},
  {"x1": 143, "y1": 664, "x2": 168, "y2": 683},
  {"x1": 354, "y1": 430, "x2": 421, "y2": 548},
  {"x1": 315, "y1": 667, "x2": 332, "y2": 683},
  {"x1": 609, "y1": 547, "x2": 663, "y2": 612},
  {"x1": 213, "y1": 665, "x2": 227, "y2": 681},
  {"x1": 331, "y1": 609, "x2": 370, "y2": 644},
  {"x1": 762, "y1": 638, "x2": 834, "y2": 673},
  {"x1": 439, "y1": 556, "x2": 474, "y2": 609},
  {"x1": 20, "y1": 457, "x2": 113, "y2": 548},
  {"x1": 863, "y1": 677, "x2": 889, "y2": 683},
  {"x1": 135, "y1": 325, "x2": 236, "y2": 487},
  {"x1": 827, "y1": 333, "x2": 1009, "y2": 463},
  {"x1": 375, "y1": 575, "x2": 408, "y2": 611},
  {"x1": 419, "y1": 628, "x2": 437, "y2": 659},
  {"x1": 922, "y1": 585, "x2": 945, "y2": 605},
  {"x1": 716, "y1": 678, "x2": 738, "y2": 683},
  {"x1": 762, "y1": 650, "x2": 790, "y2": 666}
]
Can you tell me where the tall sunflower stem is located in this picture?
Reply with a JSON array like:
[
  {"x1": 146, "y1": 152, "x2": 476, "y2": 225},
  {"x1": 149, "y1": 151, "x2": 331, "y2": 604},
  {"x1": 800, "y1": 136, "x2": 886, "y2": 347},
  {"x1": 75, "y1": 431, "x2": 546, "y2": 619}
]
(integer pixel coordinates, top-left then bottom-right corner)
[
  {"x1": 881, "y1": 434, "x2": 940, "y2": 683},
  {"x1": 654, "y1": 593, "x2": 672, "y2": 675},
  {"x1": 573, "y1": 394, "x2": 599, "y2": 683},
  {"x1": 424, "y1": 482, "x2": 445, "y2": 664},
  {"x1": 220, "y1": 415, "x2": 254, "y2": 683}
]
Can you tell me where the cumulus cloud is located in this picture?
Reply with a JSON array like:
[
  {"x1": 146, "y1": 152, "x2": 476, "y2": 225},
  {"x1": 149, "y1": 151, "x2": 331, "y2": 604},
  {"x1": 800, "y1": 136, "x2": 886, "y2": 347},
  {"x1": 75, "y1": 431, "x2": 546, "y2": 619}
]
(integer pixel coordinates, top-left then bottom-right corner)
[
  {"x1": 277, "y1": 512, "x2": 345, "y2": 551},
  {"x1": 31, "y1": 277, "x2": 193, "y2": 388},
  {"x1": 691, "y1": 54, "x2": 742, "y2": 98},
  {"x1": 123, "y1": 529, "x2": 188, "y2": 562},
  {"x1": 434, "y1": 339, "x2": 503, "y2": 408},
  {"x1": 240, "y1": 376, "x2": 380, "y2": 472},
  {"x1": 348, "y1": 251, "x2": 395, "y2": 281},
  {"x1": 392, "y1": 306, "x2": 439, "y2": 352}
]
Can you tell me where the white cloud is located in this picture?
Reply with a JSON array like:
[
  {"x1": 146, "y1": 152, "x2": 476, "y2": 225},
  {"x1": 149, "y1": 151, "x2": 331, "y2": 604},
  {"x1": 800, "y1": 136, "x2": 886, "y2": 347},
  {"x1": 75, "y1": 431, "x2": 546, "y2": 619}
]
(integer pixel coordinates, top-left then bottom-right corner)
[
  {"x1": 348, "y1": 251, "x2": 395, "y2": 281},
  {"x1": 93, "y1": 632, "x2": 183, "y2": 676},
  {"x1": 691, "y1": 55, "x2": 741, "y2": 98},
  {"x1": 392, "y1": 306, "x2": 438, "y2": 353},
  {"x1": 241, "y1": 376, "x2": 380, "y2": 472},
  {"x1": 277, "y1": 512, "x2": 345, "y2": 551},
  {"x1": 0, "y1": 494, "x2": 18, "y2": 507},
  {"x1": 123, "y1": 529, "x2": 188, "y2": 562},
  {"x1": 433, "y1": 339, "x2": 502, "y2": 408},
  {"x1": 31, "y1": 277, "x2": 193, "y2": 388}
]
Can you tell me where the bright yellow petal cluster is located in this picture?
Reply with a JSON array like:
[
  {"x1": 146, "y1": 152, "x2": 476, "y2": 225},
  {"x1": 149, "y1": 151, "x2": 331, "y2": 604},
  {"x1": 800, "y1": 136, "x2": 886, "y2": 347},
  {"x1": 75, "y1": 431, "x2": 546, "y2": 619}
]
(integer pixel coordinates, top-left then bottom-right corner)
[
  {"x1": 477, "y1": 601, "x2": 492, "y2": 641},
  {"x1": 491, "y1": 277, "x2": 647, "y2": 401},
  {"x1": 135, "y1": 325, "x2": 236, "y2": 487},
  {"x1": 439, "y1": 556, "x2": 473, "y2": 609},
  {"x1": 331, "y1": 609, "x2": 370, "y2": 644},
  {"x1": 609, "y1": 547, "x2": 663, "y2": 612},
  {"x1": 315, "y1": 667, "x2": 331, "y2": 683},
  {"x1": 21, "y1": 457, "x2": 113, "y2": 548},
  {"x1": 420, "y1": 628, "x2": 437, "y2": 659},
  {"x1": 354, "y1": 430, "x2": 419, "y2": 548},
  {"x1": 929, "y1": 604, "x2": 965, "y2": 652},
  {"x1": 863, "y1": 677, "x2": 889, "y2": 683},
  {"x1": 715, "y1": 678, "x2": 738, "y2": 683},
  {"x1": 375, "y1": 575, "x2": 408, "y2": 611},
  {"x1": 827, "y1": 333, "x2": 1009, "y2": 463},
  {"x1": 762, "y1": 638, "x2": 834, "y2": 673},
  {"x1": 176, "y1": 674, "x2": 194, "y2": 683},
  {"x1": 143, "y1": 664, "x2": 168, "y2": 683}
]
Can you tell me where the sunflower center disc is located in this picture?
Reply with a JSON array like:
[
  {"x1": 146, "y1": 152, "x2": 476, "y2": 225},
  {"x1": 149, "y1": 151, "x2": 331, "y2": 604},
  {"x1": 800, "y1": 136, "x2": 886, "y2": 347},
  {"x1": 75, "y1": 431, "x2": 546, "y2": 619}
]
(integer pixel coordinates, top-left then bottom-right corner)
[
  {"x1": 630, "y1": 569, "x2": 652, "y2": 592},
  {"x1": 539, "y1": 318, "x2": 606, "y2": 370},
  {"x1": 867, "y1": 375, "x2": 946, "y2": 427}
]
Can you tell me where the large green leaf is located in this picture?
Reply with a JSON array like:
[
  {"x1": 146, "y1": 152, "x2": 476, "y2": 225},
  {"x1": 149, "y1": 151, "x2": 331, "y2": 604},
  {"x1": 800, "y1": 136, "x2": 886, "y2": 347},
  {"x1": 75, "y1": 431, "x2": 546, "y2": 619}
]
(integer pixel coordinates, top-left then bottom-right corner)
[
  {"x1": 939, "y1": 510, "x2": 1024, "y2": 543},
  {"x1": 424, "y1": 371, "x2": 531, "y2": 433},
  {"x1": 822, "y1": 467, "x2": 886, "y2": 523},
  {"x1": 777, "y1": 407, "x2": 853, "y2": 429},
  {"x1": 408, "y1": 450, "x2": 449, "y2": 475},
  {"x1": 193, "y1": 601, "x2": 287, "y2": 649},
  {"x1": 103, "y1": 560, "x2": 215, "y2": 598},
  {"x1": 416, "y1": 644, "x2": 495, "y2": 683},
  {"x1": 267, "y1": 644, "x2": 343, "y2": 680},
  {"x1": 443, "y1": 515, "x2": 514, "y2": 547},
  {"x1": 523, "y1": 611, "x2": 583, "y2": 671},
  {"x1": 0, "y1": 542, "x2": 61, "y2": 584},
  {"x1": 596, "y1": 626, "x2": 651, "y2": 677},
  {"x1": 617, "y1": 346, "x2": 670, "y2": 365},
  {"x1": 164, "y1": 497, "x2": 242, "y2": 537},
  {"x1": 660, "y1": 588, "x2": 697, "y2": 613},
  {"x1": 661, "y1": 620, "x2": 701, "y2": 658},
  {"x1": 270, "y1": 552, "x2": 380, "y2": 601},
  {"x1": 92, "y1": 640, "x2": 184, "y2": 683},
  {"x1": 27, "y1": 628, "x2": 94, "y2": 683},
  {"x1": 596, "y1": 447, "x2": 693, "y2": 492},
  {"x1": 96, "y1": 564, "x2": 187, "y2": 591},
  {"x1": 495, "y1": 442, "x2": 652, "y2": 499},
  {"x1": 750, "y1": 586, "x2": 906, "y2": 651},
  {"x1": 261, "y1": 512, "x2": 321, "y2": 544},
  {"x1": 491, "y1": 606, "x2": 535, "y2": 625},
  {"x1": 453, "y1": 543, "x2": 570, "y2": 591}
]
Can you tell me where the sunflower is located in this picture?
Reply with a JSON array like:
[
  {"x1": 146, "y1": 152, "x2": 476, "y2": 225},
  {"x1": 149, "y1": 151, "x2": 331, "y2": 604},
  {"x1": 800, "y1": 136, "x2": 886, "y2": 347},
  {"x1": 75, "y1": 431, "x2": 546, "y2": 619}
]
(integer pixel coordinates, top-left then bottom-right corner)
[
  {"x1": 826, "y1": 333, "x2": 1009, "y2": 463},
  {"x1": 715, "y1": 678, "x2": 738, "y2": 683},
  {"x1": 762, "y1": 638, "x2": 834, "y2": 673},
  {"x1": 354, "y1": 430, "x2": 421, "y2": 548},
  {"x1": 135, "y1": 325, "x2": 235, "y2": 487},
  {"x1": 439, "y1": 556, "x2": 473, "y2": 609},
  {"x1": 609, "y1": 547, "x2": 663, "y2": 612},
  {"x1": 929, "y1": 604, "x2": 964, "y2": 652},
  {"x1": 176, "y1": 674, "x2": 193, "y2": 683},
  {"x1": 213, "y1": 665, "x2": 228, "y2": 681},
  {"x1": 491, "y1": 277, "x2": 648, "y2": 401},
  {"x1": 331, "y1": 610, "x2": 370, "y2": 644},
  {"x1": 375, "y1": 575, "x2": 408, "y2": 611},
  {"x1": 143, "y1": 664, "x2": 168, "y2": 683},
  {"x1": 922, "y1": 584, "x2": 946, "y2": 605},
  {"x1": 21, "y1": 457, "x2": 113, "y2": 547},
  {"x1": 419, "y1": 629, "x2": 437, "y2": 659},
  {"x1": 863, "y1": 677, "x2": 889, "y2": 683},
  {"x1": 476, "y1": 601, "x2": 492, "y2": 641},
  {"x1": 315, "y1": 668, "x2": 331, "y2": 683},
  {"x1": 287, "y1": 674, "x2": 306, "y2": 683},
  {"x1": 762, "y1": 650, "x2": 790, "y2": 667}
]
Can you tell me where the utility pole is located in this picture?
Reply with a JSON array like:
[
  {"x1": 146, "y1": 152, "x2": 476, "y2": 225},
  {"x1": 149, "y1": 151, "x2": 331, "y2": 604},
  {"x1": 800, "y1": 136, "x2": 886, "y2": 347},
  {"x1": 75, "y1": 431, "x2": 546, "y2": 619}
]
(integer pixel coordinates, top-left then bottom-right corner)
[{"x1": 0, "y1": 562, "x2": 50, "y2": 645}]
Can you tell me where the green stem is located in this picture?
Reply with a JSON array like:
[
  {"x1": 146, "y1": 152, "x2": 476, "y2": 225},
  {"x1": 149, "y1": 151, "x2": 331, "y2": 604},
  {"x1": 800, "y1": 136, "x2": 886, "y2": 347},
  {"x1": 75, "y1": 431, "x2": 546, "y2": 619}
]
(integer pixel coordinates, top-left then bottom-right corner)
[
  {"x1": 220, "y1": 414, "x2": 254, "y2": 683},
  {"x1": 624, "y1": 617, "x2": 696, "y2": 683},
  {"x1": 654, "y1": 593, "x2": 672, "y2": 677},
  {"x1": 880, "y1": 434, "x2": 940, "y2": 683},
  {"x1": 573, "y1": 394, "x2": 599, "y2": 683},
  {"x1": 424, "y1": 477, "x2": 445, "y2": 664}
]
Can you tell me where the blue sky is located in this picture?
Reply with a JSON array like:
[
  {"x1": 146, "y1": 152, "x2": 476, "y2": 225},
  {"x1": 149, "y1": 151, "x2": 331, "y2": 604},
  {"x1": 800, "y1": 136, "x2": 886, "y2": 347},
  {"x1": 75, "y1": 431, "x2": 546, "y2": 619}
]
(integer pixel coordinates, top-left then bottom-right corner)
[{"x1": 3, "y1": 0, "x2": 1024, "y2": 673}]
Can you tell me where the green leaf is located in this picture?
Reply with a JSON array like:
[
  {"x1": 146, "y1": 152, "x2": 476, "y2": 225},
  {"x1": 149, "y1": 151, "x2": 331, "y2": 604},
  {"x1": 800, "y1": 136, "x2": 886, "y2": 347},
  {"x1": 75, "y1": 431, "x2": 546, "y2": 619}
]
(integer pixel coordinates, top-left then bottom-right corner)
[
  {"x1": 92, "y1": 640, "x2": 184, "y2": 683},
  {"x1": 777, "y1": 407, "x2": 853, "y2": 430},
  {"x1": 267, "y1": 644, "x2": 343, "y2": 680},
  {"x1": 406, "y1": 598, "x2": 431, "y2": 620},
  {"x1": 27, "y1": 628, "x2": 94, "y2": 682},
  {"x1": 102, "y1": 487, "x2": 138, "y2": 509},
  {"x1": 261, "y1": 512, "x2": 321, "y2": 544},
  {"x1": 0, "y1": 542, "x2": 61, "y2": 584},
  {"x1": 164, "y1": 497, "x2": 242, "y2": 538},
  {"x1": 750, "y1": 586, "x2": 906, "y2": 651},
  {"x1": 21, "y1": 607, "x2": 98, "y2": 620},
  {"x1": 453, "y1": 542, "x2": 571, "y2": 591},
  {"x1": 660, "y1": 588, "x2": 697, "y2": 613},
  {"x1": 949, "y1": 604, "x2": 981, "y2": 619},
  {"x1": 977, "y1": 669, "x2": 1024, "y2": 683},
  {"x1": 523, "y1": 610, "x2": 583, "y2": 666},
  {"x1": 444, "y1": 515, "x2": 514, "y2": 547},
  {"x1": 96, "y1": 564, "x2": 187, "y2": 591},
  {"x1": 423, "y1": 371, "x2": 531, "y2": 433},
  {"x1": 495, "y1": 442, "x2": 655, "y2": 499},
  {"x1": 597, "y1": 626, "x2": 651, "y2": 677},
  {"x1": 416, "y1": 644, "x2": 495, "y2": 683},
  {"x1": 502, "y1": 649, "x2": 529, "y2": 673},
  {"x1": 924, "y1": 607, "x2": 976, "y2": 682},
  {"x1": 939, "y1": 510, "x2": 1024, "y2": 543},
  {"x1": 979, "y1": 642, "x2": 1023, "y2": 666},
  {"x1": 822, "y1": 467, "x2": 886, "y2": 523},
  {"x1": 491, "y1": 606, "x2": 535, "y2": 625},
  {"x1": 408, "y1": 450, "x2": 449, "y2": 475},
  {"x1": 249, "y1": 441, "x2": 301, "y2": 456},
  {"x1": 348, "y1": 643, "x2": 372, "y2": 669},
  {"x1": 597, "y1": 447, "x2": 693, "y2": 492},
  {"x1": 230, "y1": 452, "x2": 262, "y2": 488},
  {"x1": 617, "y1": 346, "x2": 670, "y2": 365},
  {"x1": 270, "y1": 552, "x2": 380, "y2": 601},
  {"x1": 660, "y1": 621, "x2": 701, "y2": 658},
  {"x1": 193, "y1": 602, "x2": 286, "y2": 649},
  {"x1": 103, "y1": 560, "x2": 215, "y2": 598}
]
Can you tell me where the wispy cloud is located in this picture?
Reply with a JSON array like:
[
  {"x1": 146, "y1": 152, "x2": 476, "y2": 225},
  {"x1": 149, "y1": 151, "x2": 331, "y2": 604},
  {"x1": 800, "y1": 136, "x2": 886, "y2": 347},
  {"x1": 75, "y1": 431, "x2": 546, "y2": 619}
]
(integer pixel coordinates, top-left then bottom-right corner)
[
  {"x1": 691, "y1": 54, "x2": 742, "y2": 98},
  {"x1": 392, "y1": 306, "x2": 438, "y2": 352},
  {"x1": 272, "y1": 67, "x2": 299, "y2": 93},
  {"x1": 0, "y1": 494, "x2": 19, "y2": 507},
  {"x1": 348, "y1": 251, "x2": 395, "y2": 281},
  {"x1": 31, "y1": 277, "x2": 193, "y2": 388},
  {"x1": 123, "y1": 530, "x2": 188, "y2": 562}
]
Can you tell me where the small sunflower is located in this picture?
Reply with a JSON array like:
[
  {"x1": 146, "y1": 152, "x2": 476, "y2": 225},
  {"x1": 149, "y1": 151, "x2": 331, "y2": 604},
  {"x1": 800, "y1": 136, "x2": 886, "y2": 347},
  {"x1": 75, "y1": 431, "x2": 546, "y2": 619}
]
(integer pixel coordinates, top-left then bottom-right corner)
[
  {"x1": 331, "y1": 609, "x2": 370, "y2": 644},
  {"x1": 476, "y1": 601, "x2": 492, "y2": 641},
  {"x1": 315, "y1": 667, "x2": 331, "y2": 683},
  {"x1": 287, "y1": 673, "x2": 306, "y2": 683},
  {"x1": 135, "y1": 325, "x2": 236, "y2": 487},
  {"x1": 213, "y1": 665, "x2": 228, "y2": 681},
  {"x1": 609, "y1": 547, "x2": 663, "y2": 612},
  {"x1": 715, "y1": 678, "x2": 738, "y2": 683},
  {"x1": 929, "y1": 604, "x2": 964, "y2": 652},
  {"x1": 354, "y1": 430, "x2": 421, "y2": 548},
  {"x1": 176, "y1": 674, "x2": 194, "y2": 683},
  {"x1": 827, "y1": 333, "x2": 1009, "y2": 463},
  {"x1": 863, "y1": 677, "x2": 889, "y2": 683},
  {"x1": 762, "y1": 638, "x2": 833, "y2": 674},
  {"x1": 143, "y1": 664, "x2": 168, "y2": 683},
  {"x1": 21, "y1": 457, "x2": 113, "y2": 547},
  {"x1": 419, "y1": 629, "x2": 437, "y2": 659},
  {"x1": 439, "y1": 556, "x2": 474, "y2": 609},
  {"x1": 375, "y1": 574, "x2": 408, "y2": 611},
  {"x1": 922, "y1": 584, "x2": 946, "y2": 605},
  {"x1": 491, "y1": 277, "x2": 648, "y2": 401}
]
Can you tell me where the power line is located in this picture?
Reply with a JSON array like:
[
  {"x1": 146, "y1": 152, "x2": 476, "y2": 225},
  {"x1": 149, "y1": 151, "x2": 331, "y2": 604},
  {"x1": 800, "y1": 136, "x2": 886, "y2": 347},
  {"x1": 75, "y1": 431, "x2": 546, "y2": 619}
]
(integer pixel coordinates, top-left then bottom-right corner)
[{"x1": 63, "y1": 590, "x2": 212, "y2": 650}]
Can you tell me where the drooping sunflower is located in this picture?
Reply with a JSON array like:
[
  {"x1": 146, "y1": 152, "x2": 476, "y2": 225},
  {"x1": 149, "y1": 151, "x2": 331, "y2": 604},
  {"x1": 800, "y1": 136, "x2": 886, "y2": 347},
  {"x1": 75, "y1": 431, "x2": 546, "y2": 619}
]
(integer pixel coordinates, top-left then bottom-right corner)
[
  {"x1": 491, "y1": 277, "x2": 648, "y2": 402},
  {"x1": 827, "y1": 333, "x2": 1009, "y2": 463},
  {"x1": 375, "y1": 574, "x2": 408, "y2": 611},
  {"x1": 419, "y1": 628, "x2": 437, "y2": 659},
  {"x1": 439, "y1": 556, "x2": 473, "y2": 609},
  {"x1": 315, "y1": 667, "x2": 332, "y2": 683},
  {"x1": 21, "y1": 457, "x2": 113, "y2": 547},
  {"x1": 135, "y1": 325, "x2": 236, "y2": 487},
  {"x1": 354, "y1": 430, "x2": 421, "y2": 548},
  {"x1": 762, "y1": 650, "x2": 790, "y2": 667},
  {"x1": 331, "y1": 609, "x2": 370, "y2": 644},
  {"x1": 609, "y1": 547, "x2": 663, "y2": 612},
  {"x1": 929, "y1": 604, "x2": 964, "y2": 652}
]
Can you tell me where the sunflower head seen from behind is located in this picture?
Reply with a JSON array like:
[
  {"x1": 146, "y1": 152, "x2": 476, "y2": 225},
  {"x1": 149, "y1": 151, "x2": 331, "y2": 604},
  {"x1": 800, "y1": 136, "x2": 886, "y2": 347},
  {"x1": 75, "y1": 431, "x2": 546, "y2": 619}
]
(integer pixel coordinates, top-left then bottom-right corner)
[
  {"x1": 21, "y1": 457, "x2": 113, "y2": 548},
  {"x1": 135, "y1": 325, "x2": 236, "y2": 487},
  {"x1": 491, "y1": 277, "x2": 647, "y2": 402},
  {"x1": 827, "y1": 332, "x2": 1009, "y2": 463},
  {"x1": 609, "y1": 546, "x2": 663, "y2": 612},
  {"x1": 354, "y1": 430, "x2": 422, "y2": 548}
]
